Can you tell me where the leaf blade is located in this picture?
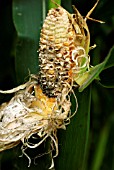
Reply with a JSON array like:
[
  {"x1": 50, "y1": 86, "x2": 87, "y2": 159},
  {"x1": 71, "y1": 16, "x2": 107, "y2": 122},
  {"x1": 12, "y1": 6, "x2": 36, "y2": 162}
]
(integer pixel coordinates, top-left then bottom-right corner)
[
  {"x1": 55, "y1": 87, "x2": 91, "y2": 170},
  {"x1": 13, "y1": 0, "x2": 42, "y2": 84}
]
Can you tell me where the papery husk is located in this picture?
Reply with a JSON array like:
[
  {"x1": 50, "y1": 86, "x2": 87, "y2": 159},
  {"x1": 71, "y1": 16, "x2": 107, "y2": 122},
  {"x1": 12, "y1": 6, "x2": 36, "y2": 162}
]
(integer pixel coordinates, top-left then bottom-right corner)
[{"x1": 0, "y1": 78, "x2": 77, "y2": 167}]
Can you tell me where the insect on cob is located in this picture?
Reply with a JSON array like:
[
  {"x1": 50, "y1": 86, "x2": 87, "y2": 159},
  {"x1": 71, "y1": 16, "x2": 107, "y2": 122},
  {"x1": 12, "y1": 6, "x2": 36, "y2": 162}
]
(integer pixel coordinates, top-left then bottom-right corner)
[{"x1": 0, "y1": 0, "x2": 103, "y2": 168}]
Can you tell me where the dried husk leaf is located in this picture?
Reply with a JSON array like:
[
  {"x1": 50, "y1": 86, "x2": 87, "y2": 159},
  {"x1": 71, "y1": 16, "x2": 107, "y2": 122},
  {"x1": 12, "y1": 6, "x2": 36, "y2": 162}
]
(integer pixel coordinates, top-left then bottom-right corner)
[{"x1": 0, "y1": 77, "x2": 76, "y2": 167}]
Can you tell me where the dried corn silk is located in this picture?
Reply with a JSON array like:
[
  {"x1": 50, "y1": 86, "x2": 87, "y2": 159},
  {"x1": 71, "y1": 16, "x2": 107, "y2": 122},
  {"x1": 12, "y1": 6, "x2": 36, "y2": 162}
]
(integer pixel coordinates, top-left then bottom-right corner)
[{"x1": 0, "y1": 1, "x2": 100, "y2": 169}]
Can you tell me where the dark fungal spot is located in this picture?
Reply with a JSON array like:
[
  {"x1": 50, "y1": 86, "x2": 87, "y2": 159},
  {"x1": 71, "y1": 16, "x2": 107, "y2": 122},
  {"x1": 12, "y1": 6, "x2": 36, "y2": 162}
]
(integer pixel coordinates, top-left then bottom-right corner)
[{"x1": 55, "y1": 8, "x2": 60, "y2": 12}]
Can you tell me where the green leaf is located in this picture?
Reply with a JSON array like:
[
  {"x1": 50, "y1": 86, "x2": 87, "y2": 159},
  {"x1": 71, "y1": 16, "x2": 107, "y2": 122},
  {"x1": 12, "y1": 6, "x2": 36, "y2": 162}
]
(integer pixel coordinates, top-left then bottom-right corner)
[
  {"x1": 98, "y1": 46, "x2": 114, "y2": 88},
  {"x1": 91, "y1": 123, "x2": 110, "y2": 170},
  {"x1": 104, "y1": 46, "x2": 114, "y2": 69},
  {"x1": 48, "y1": 0, "x2": 61, "y2": 9},
  {"x1": 55, "y1": 87, "x2": 91, "y2": 170},
  {"x1": 13, "y1": 0, "x2": 43, "y2": 84},
  {"x1": 76, "y1": 46, "x2": 114, "y2": 92}
]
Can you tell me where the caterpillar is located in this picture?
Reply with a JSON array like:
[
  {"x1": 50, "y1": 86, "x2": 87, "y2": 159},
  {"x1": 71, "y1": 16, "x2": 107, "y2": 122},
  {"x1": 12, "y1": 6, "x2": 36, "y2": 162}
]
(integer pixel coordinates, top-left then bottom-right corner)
[{"x1": 0, "y1": 1, "x2": 101, "y2": 169}]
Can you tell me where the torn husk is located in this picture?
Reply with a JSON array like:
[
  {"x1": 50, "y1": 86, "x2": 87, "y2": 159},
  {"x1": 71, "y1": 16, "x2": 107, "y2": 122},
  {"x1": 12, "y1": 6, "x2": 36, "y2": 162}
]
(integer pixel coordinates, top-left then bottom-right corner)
[{"x1": 0, "y1": 77, "x2": 77, "y2": 167}]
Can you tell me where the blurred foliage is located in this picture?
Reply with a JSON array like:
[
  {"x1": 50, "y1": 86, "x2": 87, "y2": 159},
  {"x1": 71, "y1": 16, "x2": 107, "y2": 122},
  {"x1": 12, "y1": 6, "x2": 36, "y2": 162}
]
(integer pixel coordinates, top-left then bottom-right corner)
[{"x1": 0, "y1": 0, "x2": 114, "y2": 170}]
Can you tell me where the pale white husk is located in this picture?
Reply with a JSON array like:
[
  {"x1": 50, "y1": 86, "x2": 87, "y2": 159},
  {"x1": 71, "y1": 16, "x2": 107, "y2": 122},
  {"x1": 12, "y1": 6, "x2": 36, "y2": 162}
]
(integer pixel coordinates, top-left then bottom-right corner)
[{"x1": 0, "y1": 78, "x2": 77, "y2": 167}]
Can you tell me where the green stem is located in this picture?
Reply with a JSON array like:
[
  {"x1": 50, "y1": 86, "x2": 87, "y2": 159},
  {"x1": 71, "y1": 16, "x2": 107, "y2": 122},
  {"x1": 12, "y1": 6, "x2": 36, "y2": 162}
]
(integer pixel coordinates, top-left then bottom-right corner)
[{"x1": 42, "y1": 0, "x2": 47, "y2": 22}]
